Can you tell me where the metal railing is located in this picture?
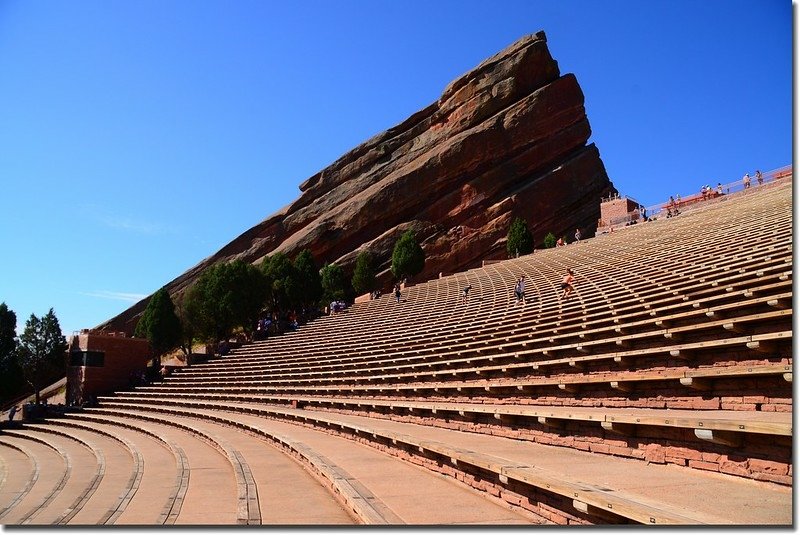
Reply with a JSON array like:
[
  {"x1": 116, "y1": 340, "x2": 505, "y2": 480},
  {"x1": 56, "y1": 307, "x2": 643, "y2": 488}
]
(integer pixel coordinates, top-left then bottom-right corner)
[{"x1": 640, "y1": 164, "x2": 792, "y2": 220}]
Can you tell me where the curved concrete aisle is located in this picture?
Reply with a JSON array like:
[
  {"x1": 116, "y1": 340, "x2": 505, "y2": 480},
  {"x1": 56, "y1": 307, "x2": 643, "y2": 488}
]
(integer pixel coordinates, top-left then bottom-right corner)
[
  {"x1": 0, "y1": 435, "x2": 64, "y2": 524},
  {"x1": 89, "y1": 406, "x2": 536, "y2": 524},
  {"x1": 0, "y1": 442, "x2": 38, "y2": 518},
  {"x1": 53, "y1": 418, "x2": 182, "y2": 525},
  {"x1": 104, "y1": 417, "x2": 240, "y2": 525}
]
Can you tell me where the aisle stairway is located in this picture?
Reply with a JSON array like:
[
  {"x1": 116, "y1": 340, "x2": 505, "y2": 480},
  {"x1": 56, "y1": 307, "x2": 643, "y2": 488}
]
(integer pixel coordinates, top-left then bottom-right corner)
[{"x1": 1, "y1": 178, "x2": 792, "y2": 525}]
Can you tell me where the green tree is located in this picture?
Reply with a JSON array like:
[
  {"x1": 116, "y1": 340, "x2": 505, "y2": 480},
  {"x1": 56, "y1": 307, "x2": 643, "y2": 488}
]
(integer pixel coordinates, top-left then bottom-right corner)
[
  {"x1": 351, "y1": 250, "x2": 378, "y2": 295},
  {"x1": 183, "y1": 279, "x2": 216, "y2": 343},
  {"x1": 0, "y1": 302, "x2": 17, "y2": 367},
  {"x1": 135, "y1": 288, "x2": 182, "y2": 369},
  {"x1": 391, "y1": 230, "x2": 425, "y2": 281},
  {"x1": 175, "y1": 297, "x2": 197, "y2": 359},
  {"x1": 293, "y1": 250, "x2": 322, "y2": 309},
  {"x1": 320, "y1": 262, "x2": 348, "y2": 304},
  {"x1": 184, "y1": 260, "x2": 268, "y2": 342},
  {"x1": 0, "y1": 302, "x2": 22, "y2": 403},
  {"x1": 233, "y1": 261, "x2": 269, "y2": 335},
  {"x1": 544, "y1": 232, "x2": 557, "y2": 249},
  {"x1": 506, "y1": 217, "x2": 534, "y2": 257},
  {"x1": 261, "y1": 252, "x2": 301, "y2": 310},
  {"x1": 16, "y1": 309, "x2": 67, "y2": 404}
]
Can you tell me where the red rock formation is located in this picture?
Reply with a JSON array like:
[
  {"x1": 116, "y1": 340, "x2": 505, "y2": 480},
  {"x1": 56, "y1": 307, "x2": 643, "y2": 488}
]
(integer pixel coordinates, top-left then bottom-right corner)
[{"x1": 100, "y1": 31, "x2": 616, "y2": 333}]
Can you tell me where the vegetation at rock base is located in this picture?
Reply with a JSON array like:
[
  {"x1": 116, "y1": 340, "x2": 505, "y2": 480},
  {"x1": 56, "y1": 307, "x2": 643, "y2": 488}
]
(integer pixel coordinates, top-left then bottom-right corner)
[
  {"x1": 261, "y1": 252, "x2": 300, "y2": 311},
  {"x1": 352, "y1": 250, "x2": 378, "y2": 295},
  {"x1": 184, "y1": 260, "x2": 268, "y2": 342},
  {"x1": 321, "y1": 262, "x2": 349, "y2": 304},
  {"x1": 391, "y1": 230, "x2": 425, "y2": 281},
  {"x1": 294, "y1": 250, "x2": 323, "y2": 309},
  {"x1": 506, "y1": 217, "x2": 534, "y2": 257},
  {"x1": 135, "y1": 287, "x2": 182, "y2": 368},
  {"x1": 544, "y1": 232, "x2": 557, "y2": 249},
  {"x1": 175, "y1": 298, "x2": 197, "y2": 357}
]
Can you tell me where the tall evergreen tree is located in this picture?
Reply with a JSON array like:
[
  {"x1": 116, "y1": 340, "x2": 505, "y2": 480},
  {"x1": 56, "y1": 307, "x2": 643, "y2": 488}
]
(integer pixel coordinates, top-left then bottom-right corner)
[
  {"x1": 0, "y1": 302, "x2": 22, "y2": 403},
  {"x1": 391, "y1": 230, "x2": 425, "y2": 281},
  {"x1": 135, "y1": 288, "x2": 182, "y2": 369},
  {"x1": 0, "y1": 302, "x2": 17, "y2": 367},
  {"x1": 17, "y1": 309, "x2": 67, "y2": 404},
  {"x1": 261, "y1": 252, "x2": 301, "y2": 311},
  {"x1": 184, "y1": 260, "x2": 268, "y2": 342},
  {"x1": 230, "y1": 260, "x2": 269, "y2": 336},
  {"x1": 293, "y1": 250, "x2": 322, "y2": 309},
  {"x1": 175, "y1": 297, "x2": 197, "y2": 359},
  {"x1": 506, "y1": 217, "x2": 534, "y2": 257},
  {"x1": 320, "y1": 262, "x2": 348, "y2": 303},
  {"x1": 351, "y1": 250, "x2": 378, "y2": 295}
]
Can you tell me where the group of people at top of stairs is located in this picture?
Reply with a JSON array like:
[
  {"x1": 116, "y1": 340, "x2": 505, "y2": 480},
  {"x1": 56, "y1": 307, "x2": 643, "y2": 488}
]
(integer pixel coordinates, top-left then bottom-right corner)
[
  {"x1": 742, "y1": 169, "x2": 763, "y2": 189},
  {"x1": 667, "y1": 169, "x2": 765, "y2": 218}
]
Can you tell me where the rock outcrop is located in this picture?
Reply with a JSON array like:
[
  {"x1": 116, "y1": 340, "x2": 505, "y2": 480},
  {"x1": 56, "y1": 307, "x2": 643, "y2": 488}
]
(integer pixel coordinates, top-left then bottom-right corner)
[{"x1": 100, "y1": 31, "x2": 616, "y2": 333}]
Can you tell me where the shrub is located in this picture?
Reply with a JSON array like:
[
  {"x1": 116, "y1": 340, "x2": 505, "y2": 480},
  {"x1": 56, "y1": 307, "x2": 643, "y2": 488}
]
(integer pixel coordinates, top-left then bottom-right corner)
[
  {"x1": 261, "y1": 253, "x2": 300, "y2": 311},
  {"x1": 186, "y1": 260, "x2": 267, "y2": 342},
  {"x1": 293, "y1": 250, "x2": 323, "y2": 308},
  {"x1": 351, "y1": 250, "x2": 378, "y2": 295},
  {"x1": 135, "y1": 287, "x2": 182, "y2": 367},
  {"x1": 506, "y1": 217, "x2": 534, "y2": 257},
  {"x1": 391, "y1": 230, "x2": 425, "y2": 280},
  {"x1": 320, "y1": 262, "x2": 348, "y2": 304}
]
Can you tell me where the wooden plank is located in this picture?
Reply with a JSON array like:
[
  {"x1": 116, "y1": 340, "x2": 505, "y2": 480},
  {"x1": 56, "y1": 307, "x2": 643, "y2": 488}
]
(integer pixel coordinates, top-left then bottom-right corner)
[{"x1": 684, "y1": 364, "x2": 791, "y2": 379}]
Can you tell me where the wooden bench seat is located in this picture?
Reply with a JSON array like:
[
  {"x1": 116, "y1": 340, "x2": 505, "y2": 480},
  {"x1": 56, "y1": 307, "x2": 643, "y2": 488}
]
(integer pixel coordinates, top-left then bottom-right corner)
[
  {"x1": 192, "y1": 283, "x2": 791, "y2": 381},
  {"x1": 168, "y1": 306, "x2": 790, "y2": 389},
  {"x1": 138, "y1": 362, "x2": 793, "y2": 402},
  {"x1": 222, "y1": 250, "x2": 792, "y2": 366},
  {"x1": 217, "y1": 263, "x2": 791, "y2": 370}
]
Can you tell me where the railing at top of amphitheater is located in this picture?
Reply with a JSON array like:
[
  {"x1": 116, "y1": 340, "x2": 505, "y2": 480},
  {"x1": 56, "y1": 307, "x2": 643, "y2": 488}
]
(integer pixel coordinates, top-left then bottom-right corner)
[{"x1": 642, "y1": 164, "x2": 792, "y2": 219}]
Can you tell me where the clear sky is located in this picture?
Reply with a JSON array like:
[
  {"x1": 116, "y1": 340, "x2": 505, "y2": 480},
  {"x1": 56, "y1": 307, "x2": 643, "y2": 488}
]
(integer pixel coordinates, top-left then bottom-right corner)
[{"x1": 0, "y1": 0, "x2": 792, "y2": 336}]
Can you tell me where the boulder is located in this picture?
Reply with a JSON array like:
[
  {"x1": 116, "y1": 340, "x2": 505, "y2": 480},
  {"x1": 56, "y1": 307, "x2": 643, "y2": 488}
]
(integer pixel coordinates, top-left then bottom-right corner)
[{"x1": 99, "y1": 31, "x2": 616, "y2": 333}]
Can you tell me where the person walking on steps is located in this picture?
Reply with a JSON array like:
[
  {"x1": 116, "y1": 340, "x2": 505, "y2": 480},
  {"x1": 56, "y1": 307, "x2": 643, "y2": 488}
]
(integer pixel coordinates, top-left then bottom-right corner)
[
  {"x1": 394, "y1": 283, "x2": 402, "y2": 303},
  {"x1": 561, "y1": 269, "x2": 575, "y2": 299},
  {"x1": 514, "y1": 275, "x2": 526, "y2": 304},
  {"x1": 461, "y1": 284, "x2": 472, "y2": 304}
]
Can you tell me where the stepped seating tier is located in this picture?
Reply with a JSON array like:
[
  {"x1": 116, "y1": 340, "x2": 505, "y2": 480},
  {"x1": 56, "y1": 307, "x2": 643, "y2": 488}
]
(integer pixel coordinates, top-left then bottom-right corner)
[
  {"x1": 2, "y1": 177, "x2": 792, "y2": 525},
  {"x1": 87, "y1": 399, "x2": 791, "y2": 525}
]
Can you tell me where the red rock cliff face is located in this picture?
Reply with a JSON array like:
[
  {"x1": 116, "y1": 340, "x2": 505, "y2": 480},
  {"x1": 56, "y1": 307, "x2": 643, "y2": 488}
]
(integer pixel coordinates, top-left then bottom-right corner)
[{"x1": 100, "y1": 31, "x2": 616, "y2": 333}]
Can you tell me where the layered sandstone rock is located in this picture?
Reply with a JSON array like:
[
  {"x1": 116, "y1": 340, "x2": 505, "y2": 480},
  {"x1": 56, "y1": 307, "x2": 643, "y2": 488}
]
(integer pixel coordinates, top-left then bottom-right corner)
[{"x1": 100, "y1": 31, "x2": 616, "y2": 333}]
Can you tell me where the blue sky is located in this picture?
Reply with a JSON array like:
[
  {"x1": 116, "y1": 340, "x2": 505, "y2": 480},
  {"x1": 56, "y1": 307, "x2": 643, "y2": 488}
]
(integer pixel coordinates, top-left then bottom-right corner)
[{"x1": 0, "y1": 0, "x2": 792, "y2": 335}]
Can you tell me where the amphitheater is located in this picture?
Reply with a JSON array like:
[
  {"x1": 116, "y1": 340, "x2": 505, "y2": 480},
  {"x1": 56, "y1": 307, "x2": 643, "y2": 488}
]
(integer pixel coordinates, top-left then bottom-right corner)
[{"x1": 0, "y1": 177, "x2": 792, "y2": 525}]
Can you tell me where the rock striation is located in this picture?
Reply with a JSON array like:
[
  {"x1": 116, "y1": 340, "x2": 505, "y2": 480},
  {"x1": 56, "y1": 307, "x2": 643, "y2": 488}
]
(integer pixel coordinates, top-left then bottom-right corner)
[{"x1": 100, "y1": 31, "x2": 616, "y2": 333}]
